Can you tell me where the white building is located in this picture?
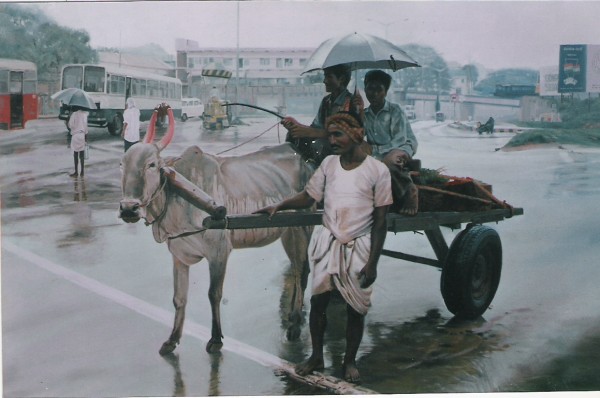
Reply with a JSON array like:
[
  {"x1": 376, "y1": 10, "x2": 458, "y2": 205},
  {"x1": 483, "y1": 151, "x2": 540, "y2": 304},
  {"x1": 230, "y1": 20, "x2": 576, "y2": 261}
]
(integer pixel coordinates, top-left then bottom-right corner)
[{"x1": 175, "y1": 38, "x2": 323, "y2": 115}]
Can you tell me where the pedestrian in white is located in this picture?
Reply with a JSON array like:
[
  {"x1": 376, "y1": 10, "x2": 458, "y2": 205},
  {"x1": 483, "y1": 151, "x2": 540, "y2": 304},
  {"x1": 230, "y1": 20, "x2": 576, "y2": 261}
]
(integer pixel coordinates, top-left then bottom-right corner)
[
  {"x1": 122, "y1": 97, "x2": 141, "y2": 152},
  {"x1": 68, "y1": 106, "x2": 88, "y2": 177}
]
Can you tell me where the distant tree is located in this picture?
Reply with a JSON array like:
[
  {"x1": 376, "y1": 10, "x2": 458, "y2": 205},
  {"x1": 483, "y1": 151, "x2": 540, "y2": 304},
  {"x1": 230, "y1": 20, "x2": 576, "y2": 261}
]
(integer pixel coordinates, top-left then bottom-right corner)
[
  {"x1": 396, "y1": 44, "x2": 450, "y2": 94},
  {"x1": 462, "y1": 64, "x2": 479, "y2": 92},
  {"x1": 474, "y1": 68, "x2": 538, "y2": 96},
  {"x1": 0, "y1": 4, "x2": 97, "y2": 81}
]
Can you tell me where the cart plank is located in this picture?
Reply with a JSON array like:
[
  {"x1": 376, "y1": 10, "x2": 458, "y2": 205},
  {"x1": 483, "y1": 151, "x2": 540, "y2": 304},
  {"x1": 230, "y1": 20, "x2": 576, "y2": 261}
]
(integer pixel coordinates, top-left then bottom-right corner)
[{"x1": 202, "y1": 208, "x2": 523, "y2": 231}]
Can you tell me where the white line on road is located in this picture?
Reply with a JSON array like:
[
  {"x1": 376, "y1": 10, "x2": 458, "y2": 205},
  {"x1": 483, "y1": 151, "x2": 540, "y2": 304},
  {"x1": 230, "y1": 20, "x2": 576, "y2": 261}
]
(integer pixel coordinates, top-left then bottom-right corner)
[{"x1": 4, "y1": 241, "x2": 376, "y2": 395}]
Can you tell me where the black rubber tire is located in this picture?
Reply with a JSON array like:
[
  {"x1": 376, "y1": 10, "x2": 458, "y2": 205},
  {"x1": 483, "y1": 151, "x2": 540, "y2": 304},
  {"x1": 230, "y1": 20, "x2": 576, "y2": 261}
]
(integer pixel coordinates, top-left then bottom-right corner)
[
  {"x1": 107, "y1": 114, "x2": 123, "y2": 136},
  {"x1": 441, "y1": 225, "x2": 502, "y2": 319},
  {"x1": 181, "y1": 113, "x2": 188, "y2": 122}
]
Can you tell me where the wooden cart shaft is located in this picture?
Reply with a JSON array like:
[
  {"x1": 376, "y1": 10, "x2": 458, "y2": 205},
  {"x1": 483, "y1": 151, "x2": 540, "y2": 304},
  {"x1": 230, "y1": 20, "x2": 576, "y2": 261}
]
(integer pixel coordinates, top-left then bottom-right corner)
[{"x1": 202, "y1": 208, "x2": 523, "y2": 269}]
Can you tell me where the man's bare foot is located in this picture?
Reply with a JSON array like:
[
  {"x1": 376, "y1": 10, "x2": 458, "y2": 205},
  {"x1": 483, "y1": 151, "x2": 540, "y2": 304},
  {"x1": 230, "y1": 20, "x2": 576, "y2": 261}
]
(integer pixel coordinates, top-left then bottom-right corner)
[
  {"x1": 69, "y1": 172, "x2": 78, "y2": 178},
  {"x1": 295, "y1": 356, "x2": 324, "y2": 376},
  {"x1": 398, "y1": 184, "x2": 418, "y2": 216},
  {"x1": 342, "y1": 361, "x2": 361, "y2": 383}
]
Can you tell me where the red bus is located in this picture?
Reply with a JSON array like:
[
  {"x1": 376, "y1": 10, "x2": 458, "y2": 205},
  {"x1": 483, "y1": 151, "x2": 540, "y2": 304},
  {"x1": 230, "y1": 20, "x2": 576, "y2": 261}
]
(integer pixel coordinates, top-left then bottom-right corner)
[{"x1": 0, "y1": 58, "x2": 38, "y2": 130}]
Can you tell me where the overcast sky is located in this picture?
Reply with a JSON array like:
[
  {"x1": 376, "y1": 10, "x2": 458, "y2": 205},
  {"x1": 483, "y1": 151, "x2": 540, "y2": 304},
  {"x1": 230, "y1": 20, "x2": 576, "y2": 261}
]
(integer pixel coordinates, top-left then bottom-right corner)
[{"x1": 19, "y1": 1, "x2": 600, "y2": 71}]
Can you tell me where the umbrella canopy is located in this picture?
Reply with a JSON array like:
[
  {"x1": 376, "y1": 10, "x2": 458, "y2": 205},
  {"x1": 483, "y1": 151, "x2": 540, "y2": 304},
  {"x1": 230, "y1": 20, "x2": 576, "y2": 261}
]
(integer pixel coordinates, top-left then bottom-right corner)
[
  {"x1": 302, "y1": 32, "x2": 420, "y2": 74},
  {"x1": 51, "y1": 88, "x2": 97, "y2": 110}
]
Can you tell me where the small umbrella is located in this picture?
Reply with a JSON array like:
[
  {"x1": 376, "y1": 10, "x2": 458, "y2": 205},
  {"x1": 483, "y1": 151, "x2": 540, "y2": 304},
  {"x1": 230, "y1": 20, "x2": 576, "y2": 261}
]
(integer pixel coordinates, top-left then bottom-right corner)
[
  {"x1": 51, "y1": 88, "x2": 97, "y2": 110},
  {"x1": 302, "y1": 32, "x2": 420, "y2": 75}
]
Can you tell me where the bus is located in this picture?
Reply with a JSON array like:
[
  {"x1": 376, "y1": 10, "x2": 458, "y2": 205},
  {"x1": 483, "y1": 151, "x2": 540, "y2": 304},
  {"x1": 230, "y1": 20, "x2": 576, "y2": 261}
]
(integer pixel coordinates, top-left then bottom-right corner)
[
  {"x1": 58, "y1": 64, "x2": 182, "y2": 135},
  {"x1": 0, "y1": 58, "x2": 38, "y2": 130}
]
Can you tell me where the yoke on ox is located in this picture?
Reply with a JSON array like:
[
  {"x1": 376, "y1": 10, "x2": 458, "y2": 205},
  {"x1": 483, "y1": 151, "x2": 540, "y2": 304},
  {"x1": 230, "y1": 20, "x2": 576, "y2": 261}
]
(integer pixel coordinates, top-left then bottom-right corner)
[{"x1": 119, "y1": 105, "x2": 314, "y2": 353}]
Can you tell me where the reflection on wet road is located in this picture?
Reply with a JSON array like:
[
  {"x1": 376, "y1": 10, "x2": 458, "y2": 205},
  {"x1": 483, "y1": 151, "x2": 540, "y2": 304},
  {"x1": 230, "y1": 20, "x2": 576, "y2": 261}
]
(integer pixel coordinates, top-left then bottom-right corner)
[{"x1": 2, "y1": 118, "x2": 600, "y2": 396}]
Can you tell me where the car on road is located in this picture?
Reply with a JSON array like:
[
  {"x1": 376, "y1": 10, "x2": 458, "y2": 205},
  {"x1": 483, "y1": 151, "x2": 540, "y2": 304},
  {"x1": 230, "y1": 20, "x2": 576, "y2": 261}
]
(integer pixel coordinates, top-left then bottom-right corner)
[
  {"x1": 435, "y1": 111, "x2": 445, "y2": 122},
  {"x1": 180, "y1": 97, "x2": 204, "y2": 122}
]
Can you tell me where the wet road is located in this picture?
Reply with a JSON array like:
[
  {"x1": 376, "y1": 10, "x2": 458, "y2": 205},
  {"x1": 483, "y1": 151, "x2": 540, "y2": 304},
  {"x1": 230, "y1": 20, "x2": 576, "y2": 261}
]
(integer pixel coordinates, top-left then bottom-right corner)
[{"x1": 2, "y1": 116, "x2": 600, "y2": 396}]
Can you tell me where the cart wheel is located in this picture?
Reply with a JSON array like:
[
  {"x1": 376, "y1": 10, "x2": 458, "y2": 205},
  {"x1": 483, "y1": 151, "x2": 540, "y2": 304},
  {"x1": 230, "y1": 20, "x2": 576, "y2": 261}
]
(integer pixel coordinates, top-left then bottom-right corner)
[{"x1": 441, "y1": 225, "x2": 502, "y2": 319}]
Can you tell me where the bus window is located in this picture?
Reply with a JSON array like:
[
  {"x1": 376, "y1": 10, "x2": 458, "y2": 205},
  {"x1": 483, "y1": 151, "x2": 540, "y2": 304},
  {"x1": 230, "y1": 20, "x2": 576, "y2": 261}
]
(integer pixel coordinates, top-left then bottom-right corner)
[
  {"x1": 10, "y1": 72, "x2": 23, "y2": 93},
  {"x1": 160, "y1": 81, "x2": 168, "y2": 98},
  {"x1": 110, "y1": 74, "x2": 126, "y2": 94},
  {"x1": 132, "y1": 78, "x2": 146, "y2": 96},
  {"x1": 148, "y1": 80, "x2": 158, "y2": 97},
  {"x1": 0, "y1": 70, "x2": 7, "y2": 93},
  {"x1": 83, "y1": 66, "x2": 106, "y2": 93},
  {"x1": 62, "y1": 65, "x2": 83, "y2": 89}
]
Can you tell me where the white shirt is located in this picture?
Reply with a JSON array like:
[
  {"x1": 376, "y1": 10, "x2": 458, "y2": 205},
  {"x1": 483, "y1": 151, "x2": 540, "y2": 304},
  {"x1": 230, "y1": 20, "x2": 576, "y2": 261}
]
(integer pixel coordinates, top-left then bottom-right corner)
[
  {"x1": 68, "y1": 110, "x2": 88, "y2": 152},
  {"x1": 123, "y1": 106, "x2": 141, "y2": 142},
  {"x1": 306, "y1": 155, "x2": 393, "y2": 244}
]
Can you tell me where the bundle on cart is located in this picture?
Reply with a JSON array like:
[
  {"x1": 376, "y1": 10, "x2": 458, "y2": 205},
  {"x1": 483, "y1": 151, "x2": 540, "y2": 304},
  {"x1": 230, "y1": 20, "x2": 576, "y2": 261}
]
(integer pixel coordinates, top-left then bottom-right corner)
[{"x1": 412, "y1": 167, "x2": 512, "y2": 212}]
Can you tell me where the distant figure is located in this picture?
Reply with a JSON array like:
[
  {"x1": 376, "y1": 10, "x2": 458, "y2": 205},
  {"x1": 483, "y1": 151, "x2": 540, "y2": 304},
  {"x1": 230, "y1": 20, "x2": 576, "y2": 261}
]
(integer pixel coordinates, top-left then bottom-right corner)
[
  {"x1": 210, "y1": 86, "x2": 220, "y2": 101},
  {"x1": 122, "y1": 97, "x2": 141, "y2": 152},
  {"x1": 68, "y1": 106, "x2": 89, "y2": 177},
  {"x1": 477, "y1": 117, "x2": 495, "y2": 134}
]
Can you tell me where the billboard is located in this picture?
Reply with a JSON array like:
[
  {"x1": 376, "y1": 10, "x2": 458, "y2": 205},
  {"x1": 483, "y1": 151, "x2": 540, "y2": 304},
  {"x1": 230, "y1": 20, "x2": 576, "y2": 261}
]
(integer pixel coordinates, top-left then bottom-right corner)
[
  {"x1": 558, "y1": 45, "x2": 586, "y2": 93},
  {"x1": 586, "y1": 45, "x2": 600, "y2": 93},
  {"x1": 539, "y1": 66, "x2": 559, "y2": 96},
  {"x1": 558, "y1": 44, "x2": 600, "y2": 93}
]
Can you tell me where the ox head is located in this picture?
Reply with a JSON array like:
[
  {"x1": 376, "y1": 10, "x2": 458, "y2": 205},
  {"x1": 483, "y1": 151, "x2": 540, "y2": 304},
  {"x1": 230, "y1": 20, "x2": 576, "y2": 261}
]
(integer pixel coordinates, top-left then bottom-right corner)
[{"x1": 119, "y1": 104, "x2": 175, "y2": 223}]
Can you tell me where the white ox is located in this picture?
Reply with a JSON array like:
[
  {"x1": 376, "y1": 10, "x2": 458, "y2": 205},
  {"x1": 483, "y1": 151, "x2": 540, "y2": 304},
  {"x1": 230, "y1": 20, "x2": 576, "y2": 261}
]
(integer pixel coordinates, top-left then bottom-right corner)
[{"x1": 119, "y1": 107, "x2": 314, "y2": 354}]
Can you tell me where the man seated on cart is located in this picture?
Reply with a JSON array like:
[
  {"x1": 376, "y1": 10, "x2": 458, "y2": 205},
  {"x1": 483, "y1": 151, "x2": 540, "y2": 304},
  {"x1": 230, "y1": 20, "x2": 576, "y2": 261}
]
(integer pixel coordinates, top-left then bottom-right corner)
[
  {"x1": 255, "y1": 111, "x2": 392, "y2": 382},
  {"x1": 281, "y1": 64, "x2": 354, "y2": 165},
  {"x1": 359, "y1": 69, "x2": 419, "y2": 216}
]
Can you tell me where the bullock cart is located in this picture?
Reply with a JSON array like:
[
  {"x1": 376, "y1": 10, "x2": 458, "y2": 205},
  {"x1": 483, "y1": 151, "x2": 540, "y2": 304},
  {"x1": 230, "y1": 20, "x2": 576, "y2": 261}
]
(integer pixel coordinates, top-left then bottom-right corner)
[{"x1": 202, "y1": 206, "x2": 523, "y2": 319}]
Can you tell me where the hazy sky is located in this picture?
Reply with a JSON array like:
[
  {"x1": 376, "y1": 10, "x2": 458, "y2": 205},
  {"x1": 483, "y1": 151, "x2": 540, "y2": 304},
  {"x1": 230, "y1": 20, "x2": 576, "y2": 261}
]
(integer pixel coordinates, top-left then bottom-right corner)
[{"x1": 18, "y1": 1, "x2": 600, "y2": 71}]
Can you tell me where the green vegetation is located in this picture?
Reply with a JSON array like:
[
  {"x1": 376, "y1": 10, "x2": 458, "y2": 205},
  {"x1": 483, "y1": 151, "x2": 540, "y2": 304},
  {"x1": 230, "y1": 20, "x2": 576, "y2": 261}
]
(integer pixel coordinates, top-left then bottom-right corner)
[
  {"x1": 504, "y1": 128, "x2": 600, "y2": 148},
  {"x1": 0, "y1": 3, "x2": 97, "y2": 81},
  {"x1": 505, "y1": 96, "x2": 600, "y2": 148}
]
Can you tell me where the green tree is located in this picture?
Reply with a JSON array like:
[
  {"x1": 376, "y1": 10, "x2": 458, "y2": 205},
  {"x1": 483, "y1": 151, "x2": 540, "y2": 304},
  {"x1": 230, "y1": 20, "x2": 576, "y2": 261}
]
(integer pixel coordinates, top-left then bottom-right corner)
[
  {"x1": 396, "y1": 44, "x2": 450, "y2": 94},
  {"x1": 0, "y1": 4, "x2": 97, "y2": 81}
]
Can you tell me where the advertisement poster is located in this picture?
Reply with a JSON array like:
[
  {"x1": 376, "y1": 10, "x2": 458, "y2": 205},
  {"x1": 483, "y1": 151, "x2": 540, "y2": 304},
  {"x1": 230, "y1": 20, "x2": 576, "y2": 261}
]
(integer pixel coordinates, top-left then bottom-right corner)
[
  {"x1": 585, "y1": 44, "x2": 600, "y2": 93},
  {"x1": 558, "y1": 44, "x2": 587, "y2": 93},
  {"x1": 539, "y1": 65, "x2": 559, "y2": 96}
]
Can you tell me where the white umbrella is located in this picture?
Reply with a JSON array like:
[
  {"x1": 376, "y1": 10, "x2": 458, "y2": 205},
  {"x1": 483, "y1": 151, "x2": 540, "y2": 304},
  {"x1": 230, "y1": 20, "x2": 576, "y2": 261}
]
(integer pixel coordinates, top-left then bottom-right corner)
[
  {"x1": 302, "y1": 32, "x2": 420, "y2": 74},
  {"x1": 51, "y1": 88, "x2": 97, "y2": 110}
]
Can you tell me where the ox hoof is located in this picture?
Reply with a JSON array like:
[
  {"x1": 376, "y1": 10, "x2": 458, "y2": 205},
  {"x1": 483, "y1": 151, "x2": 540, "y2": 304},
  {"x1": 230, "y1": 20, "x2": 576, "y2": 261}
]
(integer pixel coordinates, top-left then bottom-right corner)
[
  {"x1": 159, "y1": 340, "x2": 178, "y2": 356},
  {"x1": 206, "y1": 338, "x2": 223, "y2": 353},
  {"x1": 286, "y1": 325, "x2": 301, "y2": 341}
]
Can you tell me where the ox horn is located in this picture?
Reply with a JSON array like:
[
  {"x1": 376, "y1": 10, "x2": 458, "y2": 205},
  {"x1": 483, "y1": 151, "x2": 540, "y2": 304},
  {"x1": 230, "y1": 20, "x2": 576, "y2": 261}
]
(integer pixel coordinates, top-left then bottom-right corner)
[
  {"x1": 156, "y1": 106, "x2": 175, "y2": 151},
  {"x1": 144, "y1": 110, "x2": 158, "y2": 143}
]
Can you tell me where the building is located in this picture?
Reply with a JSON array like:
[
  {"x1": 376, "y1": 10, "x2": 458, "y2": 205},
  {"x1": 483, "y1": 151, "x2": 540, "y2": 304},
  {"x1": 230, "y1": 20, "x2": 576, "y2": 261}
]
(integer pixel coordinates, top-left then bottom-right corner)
[{"x1": 175, "y1": 39, "x2": 323, "y2": 116}]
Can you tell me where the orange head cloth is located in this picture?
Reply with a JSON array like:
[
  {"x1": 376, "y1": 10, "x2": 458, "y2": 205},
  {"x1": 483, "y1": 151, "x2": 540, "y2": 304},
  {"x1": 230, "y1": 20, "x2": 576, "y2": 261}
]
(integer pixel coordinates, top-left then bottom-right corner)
[{"x1": 325, "y1": 112, "x2": 364, "y2": 143}]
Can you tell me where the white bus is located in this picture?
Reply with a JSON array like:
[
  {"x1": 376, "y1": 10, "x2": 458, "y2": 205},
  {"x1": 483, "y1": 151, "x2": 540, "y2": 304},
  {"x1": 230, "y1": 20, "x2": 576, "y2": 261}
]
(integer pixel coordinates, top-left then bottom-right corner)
[{"x1": 58, "y1": 64, "x2": 182, "y2": 135}]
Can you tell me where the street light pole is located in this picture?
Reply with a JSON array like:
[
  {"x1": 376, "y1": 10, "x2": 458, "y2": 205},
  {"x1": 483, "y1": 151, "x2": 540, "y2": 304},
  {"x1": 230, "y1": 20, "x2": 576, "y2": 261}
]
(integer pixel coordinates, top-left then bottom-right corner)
[{"x1": 367, "y1": 18, "x2": 398, "y2": 40}]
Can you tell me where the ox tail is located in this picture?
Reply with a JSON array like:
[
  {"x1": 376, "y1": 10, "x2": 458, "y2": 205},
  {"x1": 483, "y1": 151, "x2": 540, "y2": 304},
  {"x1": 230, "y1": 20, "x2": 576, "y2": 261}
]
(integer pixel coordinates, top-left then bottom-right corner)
[
  {"x1": 156, "y1": 107, "x2": 175, "y2": 151},
  {"x1": 144, "y1": 110, "x2": 158, "y2": 143}
]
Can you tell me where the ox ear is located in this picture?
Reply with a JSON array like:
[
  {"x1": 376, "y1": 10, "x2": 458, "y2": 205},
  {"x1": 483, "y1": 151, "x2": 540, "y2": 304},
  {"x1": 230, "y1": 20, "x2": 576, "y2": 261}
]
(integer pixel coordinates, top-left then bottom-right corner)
[
  {"x1": 144, "y1": 110, "x2": 158, "y2": 143},
  {"x1": 156, "y1": 106, "x2": 175, "y2": 152}
]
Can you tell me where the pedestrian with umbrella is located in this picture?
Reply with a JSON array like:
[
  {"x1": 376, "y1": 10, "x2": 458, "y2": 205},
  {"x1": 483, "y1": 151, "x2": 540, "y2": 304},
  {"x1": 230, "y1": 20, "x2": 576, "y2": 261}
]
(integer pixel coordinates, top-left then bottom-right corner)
[
  {"x1": 67, "y1": 105, "x2": 88, "y2": 177},
  {"x1": 52, "y1": 88, "x2": 97, "y2": 178}
]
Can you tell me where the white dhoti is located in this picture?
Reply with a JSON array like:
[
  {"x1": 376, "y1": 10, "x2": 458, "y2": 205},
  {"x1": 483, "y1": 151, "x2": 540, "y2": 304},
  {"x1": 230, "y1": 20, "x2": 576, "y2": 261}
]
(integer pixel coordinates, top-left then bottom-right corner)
[{"x1": 309, "y1": 226, "x2": 372, "y2": 315}]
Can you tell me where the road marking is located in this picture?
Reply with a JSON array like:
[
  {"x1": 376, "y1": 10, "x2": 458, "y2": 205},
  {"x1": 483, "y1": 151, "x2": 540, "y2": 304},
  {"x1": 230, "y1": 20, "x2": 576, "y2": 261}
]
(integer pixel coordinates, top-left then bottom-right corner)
[{"x1": 4, "y1": 241, "x2": 376, "y2": 395}]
